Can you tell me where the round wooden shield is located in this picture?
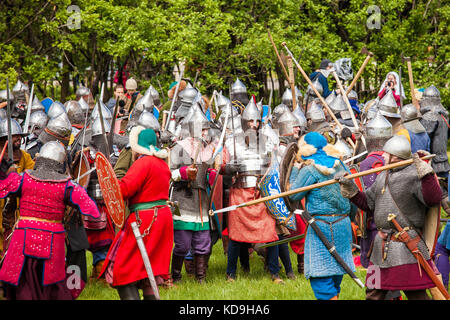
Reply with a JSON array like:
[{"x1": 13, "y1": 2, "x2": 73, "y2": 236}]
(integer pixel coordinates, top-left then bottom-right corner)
[
  {"x1": 95, "y1": 151, "x2": 125, "y2": 228},
  {"x1": 279, "y1": 142, "x2": 300, "y2": 212}
]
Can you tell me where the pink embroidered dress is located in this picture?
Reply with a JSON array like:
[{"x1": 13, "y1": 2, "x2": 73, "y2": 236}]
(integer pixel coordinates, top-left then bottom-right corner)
[{"x1": 0, "y1": 171, "x2": 99, "y2": 291}]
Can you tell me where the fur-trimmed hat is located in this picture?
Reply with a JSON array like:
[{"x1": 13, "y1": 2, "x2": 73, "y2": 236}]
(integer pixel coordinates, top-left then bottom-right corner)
[
  {"x1": 129, "y1": 125, "x2": 168, "y2": 159},
  {"x1": 296, "y1": 131, "x2": 344, "y2": 175}
]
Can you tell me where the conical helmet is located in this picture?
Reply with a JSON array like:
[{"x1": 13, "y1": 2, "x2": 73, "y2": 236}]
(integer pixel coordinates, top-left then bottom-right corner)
[
  {"x1": 231, "y1": 78, "x2": 247, "y2": 94},
  {"x1": 306, "y1": 78, "x2": 323, "y2": 96},
  {"x1": 219, "y1": 103, "x2": 242, "y2": 132},
  {"x1": 138, "y1": 110, "x2": 160, "y2": 132},
  {"x1": 422, "y1": 85, "x2": 440, "y2": 99},
  {"x1": 420, "y1": 85, "x2": 442, "y2": 113},
  {"x1": 216, "y1": 92, "x2": 230, "y2": 111},
  {"x1": 91, "y1": 101, "x2": 112, "y2": 121},
  {"x1": 65, "y1": 100, "x2": 84, "y2": 124},
  {"x1": 145, "y1": 85, "x2": 160, "y2": 105},
  {"x1": 378, "y1": 90, "x2": 400, "y2": 118},
  {"x1": 12, "y1": 80, "x2": 29, "y2": 94},
  {"x1": 241, "y1": 98, "x2": 261, "y2": 130},
  {"x1": 0, "y1": 89, "x2": 15, "y2": 102},
  {"x1": 30, "y1": 96, "x2": 45, "y2": 112},
  {"x1": 28, "y1": 111, "x2": 49, "y2": 133},
  {"x1": 328, "y1": 94, "x2": 347, "y2": 114},
  {"x1": 292, "y1": 106, "x2": 307, "y2": 129},
  {"x1": 277, "y1": 108, "x2": 301, "y2": 136},
  {"x1": 306, "y1": 100, "x2": 325, "y2": 122},
  {"x1": 334, "y1": 137, "x2": 352, "y2": 159},
  {"x1": 366, "y1": 110, "x2": 392, "y2": 138},
  {"x1": 180, "y1": 87, "x2": 198, "y2": 105},
  {"x1": 91, "y1": 117, "x2": 111, "y2": 137},
  {"x1": 187, "y1": 103, "x2": 210, "y2": 138},
  {"x1": 401, "y1": 103, "x2": 425, "y2": 133},
  {"x1": 46, "y1": 112, "x2": 72, "y2": 138},
  {"x1": 135, "y1": 89, "x2": 154, "y2": 112},
  {"x1": 281, "y1": 88, "x2": 294, "y2": 108},
  {"x1": 47, "y1": 101, "x2": 66, "y2": 119},
  {"x1": 272, "y1": 104, "x2": 290, "y2": 128},
  {"x1": 0, "y1": 118, "x2": 24, "y2": 138},
  {"x1": 382, "y1": 135, "x2": 411, "y2": 160},
  {"x1": 78, "y1": 97, "x2": 89, "y2": 113}
]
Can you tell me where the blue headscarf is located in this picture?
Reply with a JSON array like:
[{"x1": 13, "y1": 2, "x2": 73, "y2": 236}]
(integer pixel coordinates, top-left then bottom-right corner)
[{"x1": 301, "y1": 132, "x2": 339, "y2": 169}]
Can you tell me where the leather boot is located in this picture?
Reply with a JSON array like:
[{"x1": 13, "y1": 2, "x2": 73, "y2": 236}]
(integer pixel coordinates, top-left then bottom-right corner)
[
  {"x1": 194, "y1": 254, "x2": 208, "y2": 284},
  {"x1": 171, "y1": 254, "x2": 185, "y2": 283},
  {"x1": 184, "y1": 258, "x2": 195, "y2": 277},
  {"x1": 117, "y1": 284, "x2": 140, "y2": 300},
  {"x1": 297, "y1": 254, "x2": 304, "y2": 274}
]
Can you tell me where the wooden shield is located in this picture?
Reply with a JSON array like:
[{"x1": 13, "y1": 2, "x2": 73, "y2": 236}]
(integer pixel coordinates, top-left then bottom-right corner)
[
  {"x1": 95, "y1": 152, "x2": 125, "y2": 228},
  {"x1": 71, "y1": 150, "x2": 91, "y2": 188},
  {"x1": 423, "y1": 205, "x2": 440, "y2": 257},
  {"x1": 279, "y1": 142, "x2": 299, "y2": 212}
]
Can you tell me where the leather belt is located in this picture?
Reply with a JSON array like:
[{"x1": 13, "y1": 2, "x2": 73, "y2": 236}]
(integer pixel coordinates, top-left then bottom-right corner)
[{"x1": 20, "y1": 216, "x2": 62, "y2": 224}]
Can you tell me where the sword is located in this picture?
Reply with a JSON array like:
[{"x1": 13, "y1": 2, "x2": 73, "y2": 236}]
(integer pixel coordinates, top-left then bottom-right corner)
[
  {"x1": 211, "y1": 154, "x2": 435, "y2": 215},
  {"x1": 388, "y1": 214, "x2": 450, "y2": 300},
  {"x1": 22, "y1": 83, "x2": 34, "y2": 136},
  {"x1": 164, "y1": 67, "x2": 185, "y2": 131},
  {"x1": 298, "y1": 209, "x2": 365, "y2": 289},
  {"x1": 259, "y1": 233, "x2": 305, "y2": 249},
  {"x1": 130, "y1": 221, "x2": 160, "y2": 300}
]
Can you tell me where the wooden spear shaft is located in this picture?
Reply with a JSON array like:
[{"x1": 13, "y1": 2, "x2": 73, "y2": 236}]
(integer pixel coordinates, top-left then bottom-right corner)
[
  {"x1": 267, "y1": 29, "x2": 290, "y2": 85},
  {"x1": 211, "y1": 154, "x2": 435, "y2": 215},
  {"x1": 345, "y1": 51, "x2": 374, "y2": 96},
  {"x1": 287, "y1": 56, "x2": 297, "y2": 110}
]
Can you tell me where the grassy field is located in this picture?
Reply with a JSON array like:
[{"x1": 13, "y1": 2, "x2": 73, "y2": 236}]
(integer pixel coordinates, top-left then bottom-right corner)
[{"x1": 79, "y1": 239, "x2": 368, "y2": 300}]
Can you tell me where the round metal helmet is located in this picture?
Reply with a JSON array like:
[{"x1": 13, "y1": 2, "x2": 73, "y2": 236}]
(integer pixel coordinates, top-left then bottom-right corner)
[
  {"x1": 422, "y1": 85, "x2": 440, "y2": 99},
  {"x1": 91, "y1": 101, "x2": 112, "y2": 121},
  {"x1": 47, "y1": 101, "x2": 66, "y2": 119},
  {"x1": 0, "y1": 118, "x2": 24, "y2": 138},
  {"x1": 76, "y1": 86, "x2": 90, "y2": 97},
  {"x1": 46, "y1": 112, "x2": 72, "y2": 138},
  {"x1": 328, "y1": 94, "x2": 347, "y2": 114},
  {"x1": 0, "y1": 109, "x2": 6, "y2": 120},
  {"x1": 292, "y1": 106, "x2": 307, "y2": 128},
  {"x1": 382, "y1": 135, "x2": 411, "y2": 160},
  {"x1": 241, "y1": 98, "x2": 261, "y2": 129},
  {"x1": 334, "y1": 137, "x2": 352, "y2": 159},
  {"x1": 38, "y1": 141, "x2": 66, "y2": 163},
  {"x1": 325, "y1": 90, "x2": 337, "y2": 106},
  {"x1": 401, "y1": 103, "x2": 425, "y2": 133},
  {"x1": 366, "y1": 110, "x2": 392, "y2": 138},
  {"x1": 307, "y1": 100, "x2": 325, "y2": 122},
  {"x1": 138, "y1": 110, "x2": 160, "y2": 132},
  {"x1": 348, "y1": 90, "x2": 358, "y2": 100},
  {"x1": 29, "y1": 111, "x2": 49, "y2": 132},
  {"x1": 91, "y1": 117, "x2": 111, "y2": 137},
  {"x1": 272, "y1": 103, "x2": 290, "y2": 127},
  {"x1": 12, "y1": 80, "x2": 29, "y2": 94},
  {"x1": 180, "y1": 87, "x2": 198, "y2": 105},
  {"x1": 0, "y1": 89, "x2": 15, "y2": 102},
  {"x1": 30, "y1": 96, "x2": 45, "y2": 112},
  {"x1": 281, "y1": 88, "x2": 294, "y2": 107},
  {"x1": 306, "y1": 78, "x2": 323, "y2": 96},
  {"x1": 219, "y1": 103, "x2": 242, "y2": 131},
  {"x1": 65, "y1": 100, "x2": 84, "y2": 124},
  {"x1": 78, "y1": 97, "x2": 89, "y2": 112},
  {"x1": 277, "y1": 109, "x2": 302, "y2": 136},
  {"x1": 231, "y1": 78, "x2": 247, "y2": 94},
  {"x1": 187, "y1": 104, "x2": 210, "y2": 138},
  {"x1": 378, "y1": 90, "x2": 400, "y2": 118}
]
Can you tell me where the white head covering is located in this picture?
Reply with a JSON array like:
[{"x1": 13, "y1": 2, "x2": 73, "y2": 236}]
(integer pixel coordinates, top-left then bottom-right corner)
[{"x1": 378, "y1": 71, "x2": 406, "y2": 99}]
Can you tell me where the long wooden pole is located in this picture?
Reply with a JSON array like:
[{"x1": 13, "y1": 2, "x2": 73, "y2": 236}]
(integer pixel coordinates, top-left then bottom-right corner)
[
  {"x1": 287, "y1": 56, "x2": 297, "y2": 110},
  {"x1": 345, "y1": 51, "x2": 374, "y2": 95},
  {"x1": 267, "y1": 29, "x2": 290, "y2": 85},
  {"x1": 211, "y1": 154, "x2": 435, "y2": 215},
  {"x1": 404, "y1": 57, "x2": 420, "y2": 110}
]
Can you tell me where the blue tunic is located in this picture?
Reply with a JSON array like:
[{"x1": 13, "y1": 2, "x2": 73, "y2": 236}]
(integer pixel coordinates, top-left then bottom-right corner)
[{"x1": 289, "y1": 163, "x2": 356, "y2": 279}]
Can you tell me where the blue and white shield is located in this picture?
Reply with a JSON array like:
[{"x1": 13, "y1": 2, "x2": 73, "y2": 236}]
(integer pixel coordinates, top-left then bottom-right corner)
[{"x1": 258, "y1": 155, "x2": 297, "y2": 231}]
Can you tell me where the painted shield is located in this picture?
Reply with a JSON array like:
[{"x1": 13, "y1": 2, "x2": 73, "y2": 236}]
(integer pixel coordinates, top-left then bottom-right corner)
[
  {"x1": 95, "y1": 151, "x2": 125, "y2": 228},
  {"x1": 259, "y1": 154, "x2": 297, "y2": 231},
  {"x1": 424, "y1": 205, "x2": 440, "y2": 256},
  {"x1": 279, "y1": 142, "x2": 300, "y2": 212},
  {"x1": 348, "y1": 164, "x2": 366, "y2": 238}
]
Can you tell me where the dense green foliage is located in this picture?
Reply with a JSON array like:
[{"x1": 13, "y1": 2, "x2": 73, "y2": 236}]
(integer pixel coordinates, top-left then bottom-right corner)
[{"x1": 0, "y1": 0, "x2": 448, "y2": 107}]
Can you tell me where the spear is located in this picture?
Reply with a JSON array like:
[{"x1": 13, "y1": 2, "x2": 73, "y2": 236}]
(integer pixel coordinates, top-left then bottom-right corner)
[{"x1": 210, "y1": 154, "x2": 435, "y2": 215}]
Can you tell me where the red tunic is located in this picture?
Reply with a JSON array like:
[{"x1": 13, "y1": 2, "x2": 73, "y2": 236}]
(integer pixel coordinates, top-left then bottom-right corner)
[{"x1": 99, "y1": 155, "x2": 173, "y2": 286}]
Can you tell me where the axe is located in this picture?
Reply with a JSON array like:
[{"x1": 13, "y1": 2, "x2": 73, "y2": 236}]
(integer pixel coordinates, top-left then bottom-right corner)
[
  {"x1": 401, "y1": 54, "x2": 420, "y2": 110},
  {"x1": 346, "y1": 47, "x2": 374, "y2": 96}
]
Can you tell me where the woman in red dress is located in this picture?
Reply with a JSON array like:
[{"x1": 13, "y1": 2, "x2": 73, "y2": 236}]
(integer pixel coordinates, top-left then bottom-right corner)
[{"x1": 100, "y1": 126, "x2": 173, "y2": 300}]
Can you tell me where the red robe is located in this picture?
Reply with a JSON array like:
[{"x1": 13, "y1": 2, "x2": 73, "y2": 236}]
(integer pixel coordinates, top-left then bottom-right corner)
[{"x1": 99, "y1": 155, "x2": 173, "y2": 286}]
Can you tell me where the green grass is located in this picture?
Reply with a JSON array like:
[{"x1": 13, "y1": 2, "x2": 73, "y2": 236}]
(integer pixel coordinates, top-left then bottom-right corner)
[{"x1": 78, "y1": 240, "x2": 367, "y2": 300}]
